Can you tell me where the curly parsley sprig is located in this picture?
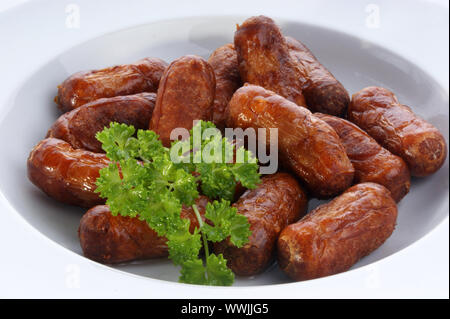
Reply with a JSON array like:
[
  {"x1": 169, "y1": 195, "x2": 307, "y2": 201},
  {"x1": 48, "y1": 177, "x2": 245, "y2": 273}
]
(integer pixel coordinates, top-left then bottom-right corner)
[{"x1": 94, "y1": 121, "x2": 260, "y2": 286}]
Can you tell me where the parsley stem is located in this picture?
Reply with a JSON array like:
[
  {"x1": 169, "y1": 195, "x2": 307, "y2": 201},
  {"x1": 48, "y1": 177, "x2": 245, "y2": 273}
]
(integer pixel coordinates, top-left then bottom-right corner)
[{"x1": 192, "y1": 204, "x2": 209, "y2": 260}]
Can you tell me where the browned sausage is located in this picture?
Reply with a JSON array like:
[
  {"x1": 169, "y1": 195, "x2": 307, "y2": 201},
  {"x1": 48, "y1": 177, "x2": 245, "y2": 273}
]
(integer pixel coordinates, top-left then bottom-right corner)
[
  {"x1": 56, "y1": 57, "x2": 167, "y2": 112},
  {"x1": 149, "y1": 55, "x2": 215, "y2": 147},
  {"x1": 286, "y1": 36, "x2": 350, "y2": 117},
  {"x1": 78, "y1": 196, "x2": 210, "y2": 264},
  {"x1": 315, "y1": 113, "x2": 410, "y2": 202},
  {"x1": 234, "y1": 16, "x2": 307, "y2": 108},
  {"x1": 277, "y1": 182, "x2": 398, "y2": 281},
  {"x1": 208, "y1": 44, "x2": 242, "y2": 130},
  {"x1": 227, "y1": 84, "x2": 354, "y2": 198},
  {"x1": 27, "y1": 138, "x2": 110, "y2": 207},
  {"x1": 47, "y1": 93, "x2": 156, "y2": 153},
  {"x1": 213, "y1": 173, "x2": 307, "y2": 276},
  {"x1": 348, "y1": 86, "x2": 447, "y2": 176}
]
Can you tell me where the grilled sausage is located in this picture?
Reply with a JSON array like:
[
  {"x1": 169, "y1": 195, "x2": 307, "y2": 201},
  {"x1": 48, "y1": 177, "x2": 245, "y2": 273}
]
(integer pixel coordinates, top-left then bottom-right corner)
[
  {"x1": 149, "y1": 55, "x2": 215, "y2": 146},
  {"x1": 315, "y1": 113, "x2": 410, "y2": 202},
  {"x1": 278, "y1": 182, "x2": 398, "y2": 281},
  {"x1": 78, "y1": 196, "x2": 209, "y2": 264},
  {"x1": 208, "y1": 44, "x2": 242, "y2": 130},
  {"x1": 56, "y1": 57, "x2": 167, "y2": 112},
  {"x1": 286, "y1": 36, "x2": 349, "y2": 117},
  {"x1": 27, "y1": 138, "x2": 110, "y2": 207},
  {"x1": 234, "y1": 16, "x2": 307, "y2": 108},
  {"x1": 213, "y1": 173, "x2": 307, "y2": 276},
  {"x1": 348, "y1": 86, "x2": 447, "y2": 176},
  {"x1": 227, "y1": 84, "x2": 354, "y2": 198},
  {"x1": 47, "y1": 93, "x2": 156, "y2": 153}
]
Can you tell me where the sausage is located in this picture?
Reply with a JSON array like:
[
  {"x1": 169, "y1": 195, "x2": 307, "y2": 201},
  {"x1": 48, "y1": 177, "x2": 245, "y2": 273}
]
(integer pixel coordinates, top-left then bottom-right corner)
[
  {"x1": 56, "y1": 57, "x2": 167, "y2": 112},
  {"x1": 286, "y1": 36, "x2": 350, "y2": 117},
  {"x1": 234, "y1": 16, "x2": 307, "y2": 108},
  {"x1": 47, "y1": 93, "x2": 156, "y2": 153},
  {"x1": 208, "y1": 44, "x2": 242, "y2": 130},
  {"x1": 348, "y1": 86, "x2": 447, "y2": 177},
  {"x1": 27, "y1": 138, "x2": 110, "y2": 207},
  {"x1": 149, "y1": 55, "x2": 216, "y2": 147},
  {"x1": 227, "y1": 84, "x2": 354, "y2": 198},
  {"x1": 277, "y1": 182, "x2": 398, "y2": 281},
  {"x1": 78, "y1": 196, "x2": 209, "y2": 264},
  {"x1": 315, "y1": 113, "x2": 410, "y2": 202},
  {"x1": 213, "y1": 173, "x2": 307, "y2": 276}
]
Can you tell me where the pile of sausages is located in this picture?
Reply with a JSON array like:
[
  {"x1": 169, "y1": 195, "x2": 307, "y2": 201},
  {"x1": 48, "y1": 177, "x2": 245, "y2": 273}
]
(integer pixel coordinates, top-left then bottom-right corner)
[{"x1": 26, "y1": 16, "x2": 447, "y2": 282}]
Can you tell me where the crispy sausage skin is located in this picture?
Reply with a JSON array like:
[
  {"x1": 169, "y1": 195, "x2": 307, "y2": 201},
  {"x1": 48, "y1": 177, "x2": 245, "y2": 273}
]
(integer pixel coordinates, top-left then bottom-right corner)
[
  {"x1": 227, "y1": 84, "x2": 354, "y2": 198},
  {"x1": 47, "y1": 93, "x2": 156, "y2": 153},
  {"x1": 234, "y1": 16, "x2": 307, "y2": 108},
  {"x1": 27, "y1": 138, "x2": 110, "y2": 207},
  {"x1": 78, "y1": 196, "x2": 210, "y2": 264},
  {"x1": 286, "y1": 37, "x2": 350, "y2": 117},
  {"x1": 56, "y1": 57, "x2": 167, "y2": 112},
  {"x1": 278, "y1": 182, "x2": 398, "y2": 281},
  {"x1": 213, "y1": 173, "x2": 308, "y2": 276},
  {"x1": 348, "y1": 87, "x2": 448, "y2": 177},
  {"x1": 315, "y1": 113, "x2": 410, "y2": 202},
  {"x1": 149, "y1": 55, "x2": 216, "y2": 146},
  {"x1": 208, "y1": 44, "x2": 242, "y2": 130}
]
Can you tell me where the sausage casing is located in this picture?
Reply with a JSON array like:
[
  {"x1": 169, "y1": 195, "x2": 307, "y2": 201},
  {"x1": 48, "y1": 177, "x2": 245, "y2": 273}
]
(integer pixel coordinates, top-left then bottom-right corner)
[
  {"x1": 315, "y1": 113, "x2": 410, "y2": 202},
  {"x1": 149, "y1": 55, "x2": 215, "y2": 146},
  {"x1": 286, "y1": 36, "x2": 350, "y2": 117},
  {"x1": 213, "y1": 173, "x2": 307, "y2": 276},
  {"x1": 234, "y1": 16, "x2": 307, "y2": 108},
  {"x1": 78, "y1": 196, "x2": 209, "y2": 264},
  {"x1": 277, "y1": 182, "x2": 398, "y2": 281},
  {"x1": 208, "y1": 44, "x2": 242, "y2": 130},
  {"x1": 227, "y1": 84, "x2": 354, "y2": 198},
  {"x1": 27, "y1": 138, "x2": 110, "y2": 207},
  {"x1": 348, "y1": 86, "x2": 447, "y2": 176},
  {"x1": 56, "y1": 57, "x2": 167, "y2": 112},
  {"x1": 47, "y1": 93, "x2": 156, "y2": 153}
]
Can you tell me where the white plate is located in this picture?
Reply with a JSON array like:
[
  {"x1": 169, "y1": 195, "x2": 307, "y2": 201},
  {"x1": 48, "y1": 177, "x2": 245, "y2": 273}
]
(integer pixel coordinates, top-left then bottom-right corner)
[{"x1": 0, "y1": 0, "x2": 448, "y2": 298}]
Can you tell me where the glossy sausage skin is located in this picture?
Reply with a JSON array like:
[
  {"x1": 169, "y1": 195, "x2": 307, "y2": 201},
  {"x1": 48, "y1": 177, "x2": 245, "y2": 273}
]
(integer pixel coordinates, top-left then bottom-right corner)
[
  {"x1": 213, "y1": 173, "x2": 307, "y2": 276},
  {"x1": 315, "y1": 113, "x2": 410, "y2": 202},
  {"x1": 227, "y1": 84, "x2": 354, "y2": 198},
  {"x1": 149, "y1": 55, "x2": 216, "y2": 146},
  {"x1": 278, "y1": 182, "x2": 398, "y2": 281},
  {"x1": 234, "y1": 16, "x2": 307, "y2": 108},
  {"x1": 47, "y1": 93, "x2": 156, "y2": 153},
  {"x1": 56, "y1": 57, "x2": 167, "y2": 112},
  {"x1": 208, "y1": 44, "x2": 242, "y2": 131},
  {"x1": 27, "y1": 138, "x2": 110, "y2": 207},
  {"x1": 78, "y1": 196, "x2": 209, "y2": 264},
  {"x1": 348, "y1": 87, "x2": 447, "y2": 176},
  {"x1": 286, "y1": 37, "x2": 349, "y2": 117}
]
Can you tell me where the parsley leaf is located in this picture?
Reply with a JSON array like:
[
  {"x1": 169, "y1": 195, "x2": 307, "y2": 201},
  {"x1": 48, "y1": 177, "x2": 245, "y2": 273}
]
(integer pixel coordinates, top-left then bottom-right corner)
[
  {"x1": 179, "y1": 254, "x2": 234, "y2": 286},
  {"x1": 136, "y1": 129, "x2": 167, "y2": 161},
  {"x1": 202, "y1": 200, "x2": 252, "y2": 247},
  {"x1": 231, "y1": 148, "x2": 260, "y2": 189},
  {"x1": 179, "y1": 258, "x2": 207, "y2": 285},
  {"x1": 166, "y1": 221, "x2": 202, "y2": 266},
  {"x1": 205, "y1": 254, "x2": 234, "y2": 286},
  {"x1": 196, "y1": 163, "x2": 237, "y2": 201},
  {"x1": 96, "y1": 122, "x2": 139, "y2": 161},
  {"x1": 95, "y1": 159, "x2": 148, "y2": 218}
]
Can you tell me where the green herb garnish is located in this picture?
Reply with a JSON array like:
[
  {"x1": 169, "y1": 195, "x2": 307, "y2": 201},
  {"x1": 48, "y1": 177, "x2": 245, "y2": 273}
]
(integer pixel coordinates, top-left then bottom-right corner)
[{"x1": 94, "y1": 121, "x2": 260, "y2": 286}]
